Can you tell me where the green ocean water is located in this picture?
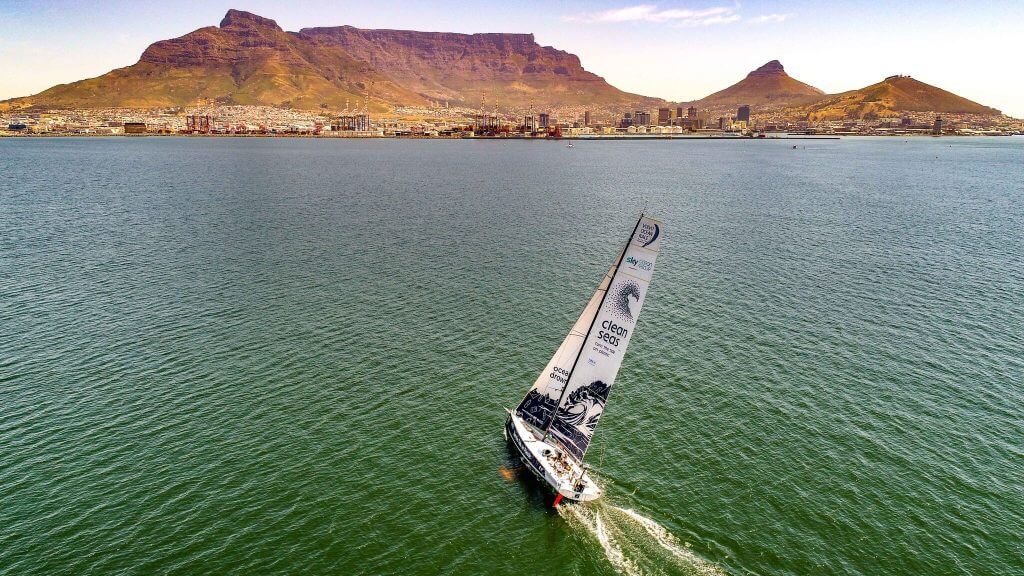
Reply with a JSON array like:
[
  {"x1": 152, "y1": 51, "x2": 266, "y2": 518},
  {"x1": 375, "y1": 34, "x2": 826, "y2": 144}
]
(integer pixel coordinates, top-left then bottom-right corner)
[{"x1": 1, "y1": 136, "x2": 1022, "y2": 576}]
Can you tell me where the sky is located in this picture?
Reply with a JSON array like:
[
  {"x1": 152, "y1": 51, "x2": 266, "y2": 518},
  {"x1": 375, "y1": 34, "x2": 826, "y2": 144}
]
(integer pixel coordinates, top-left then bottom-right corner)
[{"x1": 1, "y1": 0, "x2": 1022, "y2": 117}]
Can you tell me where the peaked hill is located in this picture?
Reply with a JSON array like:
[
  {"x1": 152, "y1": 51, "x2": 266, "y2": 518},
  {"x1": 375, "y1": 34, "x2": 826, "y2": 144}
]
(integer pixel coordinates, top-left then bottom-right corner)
[
  {"x1": 2, "y1": 14, "x2": 1006, "y2": 121},
  {"x1": 793, "y1": 75, "x2": 1001, "y2": 120},
  {"x1": 694, "y1": 60, "x2": 824, "y2": 112},
  {"x1": 3, "y1": 9, "x2": 652, "y2": 112}
]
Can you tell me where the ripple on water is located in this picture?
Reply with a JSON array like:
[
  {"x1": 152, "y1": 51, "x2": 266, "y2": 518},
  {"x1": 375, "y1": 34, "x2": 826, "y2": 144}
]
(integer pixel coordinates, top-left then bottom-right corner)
[{"x1": 1, "y1": 137, "x2": 1023, "y2": 576}]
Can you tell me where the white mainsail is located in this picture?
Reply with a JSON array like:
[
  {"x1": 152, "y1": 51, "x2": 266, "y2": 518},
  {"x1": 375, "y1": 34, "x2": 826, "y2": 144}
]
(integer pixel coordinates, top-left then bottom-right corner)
[{"x1": 515, "y1": 215, "x2": 663, "y2": 461}]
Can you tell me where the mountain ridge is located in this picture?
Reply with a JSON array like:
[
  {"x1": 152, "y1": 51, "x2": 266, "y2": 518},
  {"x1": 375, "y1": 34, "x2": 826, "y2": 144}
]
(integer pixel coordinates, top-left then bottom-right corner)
[
  {"x1": 792, "y1": 74, "x2": 1000, "y2": 120},
  {"x1": 3, "y1": 9, "x2": 654, "y2": 112},
  {"x1": 0, "y1": 10, "x2": 1005, "y2": 119}
]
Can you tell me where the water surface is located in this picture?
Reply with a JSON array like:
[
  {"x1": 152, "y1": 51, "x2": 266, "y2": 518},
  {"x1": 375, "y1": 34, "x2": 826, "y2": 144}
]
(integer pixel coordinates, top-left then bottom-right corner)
[{"x1": 1, "y1": 136, "x2": 1022, "y2": 575}]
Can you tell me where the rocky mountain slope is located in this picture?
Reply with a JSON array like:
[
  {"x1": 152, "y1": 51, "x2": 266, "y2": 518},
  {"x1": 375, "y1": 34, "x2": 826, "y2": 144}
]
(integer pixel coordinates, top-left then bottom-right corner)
[
  {"x1": 298, "y1": 25, "x2": 648, "y2": 110},
  {"x1": 792, "y1": 75, "x2": 1001, "y2": 120},
  {"x1": 3, "y1": 9, "x2": 651, "y2": 112},
  {"x1": 2, "y1": 12, "x2": 1004, "y2": 121},
  {"x1": 694, "y1": 60, "x2": 824, "y2": 113}
]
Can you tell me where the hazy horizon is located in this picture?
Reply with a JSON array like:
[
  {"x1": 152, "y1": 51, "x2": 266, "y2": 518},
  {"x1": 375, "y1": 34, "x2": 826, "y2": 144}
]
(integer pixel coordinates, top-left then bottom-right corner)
[{"x1": 1, "y1": 0, "x2": 1021, "y2": 117}]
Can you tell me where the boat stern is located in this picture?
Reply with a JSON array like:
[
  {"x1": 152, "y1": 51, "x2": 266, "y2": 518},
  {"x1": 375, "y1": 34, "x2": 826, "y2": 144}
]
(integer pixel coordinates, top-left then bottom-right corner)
[
  {"x1": 556, "y1": 472, "x2": 602, "y2": 502},
  {"x1": 506, "y1": 411, "x2": 602, "y2": 503}
]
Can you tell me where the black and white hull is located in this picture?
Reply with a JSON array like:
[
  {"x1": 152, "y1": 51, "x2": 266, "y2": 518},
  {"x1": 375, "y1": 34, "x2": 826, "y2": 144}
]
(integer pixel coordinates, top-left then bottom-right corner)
[{"x1": 505, "y1": 411, "x2": 601, "y2": 502}]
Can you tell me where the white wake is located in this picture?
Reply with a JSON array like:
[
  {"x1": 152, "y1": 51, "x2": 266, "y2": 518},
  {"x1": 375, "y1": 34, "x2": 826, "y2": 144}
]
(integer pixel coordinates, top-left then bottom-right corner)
[{"x1": 559, "y1": 501, "x2": 725, "y2": 576}]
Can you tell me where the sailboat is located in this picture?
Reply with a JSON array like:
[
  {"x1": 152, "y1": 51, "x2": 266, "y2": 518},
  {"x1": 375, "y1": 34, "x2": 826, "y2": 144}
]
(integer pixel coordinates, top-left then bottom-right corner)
[{"x1": 505, "y1": 213, "x2": 663, "y2": 504}]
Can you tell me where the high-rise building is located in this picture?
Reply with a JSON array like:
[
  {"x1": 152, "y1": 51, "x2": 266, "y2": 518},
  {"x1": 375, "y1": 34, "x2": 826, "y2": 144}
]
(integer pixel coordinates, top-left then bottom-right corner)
[
  {"x1": 687, "y1": 106, "x2": 697, "y2": 120},
  {"x1": 737, "y1": 105, "x2": 751, "y2": 123},
  {"x1": 186, "y1": 115, "x2": 213, "y2": 133},
  {"x1": 676, "y1": 106, "x2": 684, "y2": 119},
  {"x1": 658, "y1": 108, "x2": 672, "y2": 126},
  {"x1": 933, "y1": 116, "x2": 943, "y2": 135},
  {"x1": 584, "y1": 110, "x2": 591, "y2": 126},
  {"x1": 524, "y1": 115, "x2": 536, "y2": 132},
  {"x1": 620, "y1": 111, "x2": 634, "y2": 128},
  {"x1": 718, "y1": 117, "x2": 727, "y2": 130},
  {"x1": 634, "y1": 110, "x2": 651, "y2": 126},
  {"x1": 539, "y1": 113, "x2": 551, "y2": 129}
]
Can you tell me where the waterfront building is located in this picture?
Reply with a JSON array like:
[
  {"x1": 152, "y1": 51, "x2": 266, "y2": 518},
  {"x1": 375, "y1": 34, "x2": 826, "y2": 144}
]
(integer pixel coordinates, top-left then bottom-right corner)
[
  {"x1": 634, "y1": 110, "x2": 651, "y2": 126},
  {"x1": 539, "y1": 113, "x2": 550, "y2": 129},
  {"x1": 123, "y1": 122, "x2": 147, "y2": 134},
  {"x1": 186, "y1": 115, "x2": 213, "y2": 134},
  {"x1": 658, "y1": 108, "x2": 672, "y2": 126},
  {"x1": 584, "y1": 110, "x2": 591, "y2": 126},
  {"x1": 737, "y1": 105, "x2": 751, "y2": 123}
]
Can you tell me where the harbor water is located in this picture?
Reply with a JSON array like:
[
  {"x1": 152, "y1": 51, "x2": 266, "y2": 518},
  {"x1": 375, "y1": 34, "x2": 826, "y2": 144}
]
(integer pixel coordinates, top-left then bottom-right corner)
[{"x1": 1, "y1": 136, "x2": 1022, "y2": 575}]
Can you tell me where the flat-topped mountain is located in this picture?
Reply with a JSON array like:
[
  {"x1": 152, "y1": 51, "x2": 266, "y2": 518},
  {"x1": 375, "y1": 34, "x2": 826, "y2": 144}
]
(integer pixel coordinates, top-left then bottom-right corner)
[
  {"x1": 1, "y1": 13, "x2": 1006, "y2": 121},
  {"x1": 3, "y1": 9, "x2": 651, "y2": 112},
  {"x1": 694, "y1": 60, "x2": 824, "y2": 111},
  {"x1": 794, "y1": 75, "x2": 1001, "y2": 120},
  {"x1": 297, "y1": 25, "x2": 645, "y2": 110}
]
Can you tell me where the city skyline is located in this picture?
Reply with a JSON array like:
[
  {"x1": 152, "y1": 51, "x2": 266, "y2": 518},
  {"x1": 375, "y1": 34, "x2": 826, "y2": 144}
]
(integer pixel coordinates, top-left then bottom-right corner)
[{"x1": 1, "y1": 0, "x2": 1022, "y2": 117}]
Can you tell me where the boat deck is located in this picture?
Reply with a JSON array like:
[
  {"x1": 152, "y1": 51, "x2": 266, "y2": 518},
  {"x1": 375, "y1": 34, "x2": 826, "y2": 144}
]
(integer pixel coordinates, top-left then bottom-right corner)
[{"x1": 506, "y1": 412, "x2": 601, "y2": 502}]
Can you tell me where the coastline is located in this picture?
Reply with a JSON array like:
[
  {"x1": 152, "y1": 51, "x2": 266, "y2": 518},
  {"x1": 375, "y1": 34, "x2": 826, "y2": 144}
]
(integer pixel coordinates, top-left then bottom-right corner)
[{"x1": 16, "y1": 132, "x2": 1013, "y2": 140}]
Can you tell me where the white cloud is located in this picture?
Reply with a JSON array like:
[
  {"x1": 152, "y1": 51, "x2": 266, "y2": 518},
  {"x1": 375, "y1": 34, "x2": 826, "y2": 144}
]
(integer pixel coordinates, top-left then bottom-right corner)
[
  {"x1": 749, "y1": 13, "x2": 792, "y2": 24},
  {"x1": 684, "y1": 13, "x2": 742, "y2": 27},
  {"x1": 564, "y1": 4, "x2": 742, "y2": 27}
]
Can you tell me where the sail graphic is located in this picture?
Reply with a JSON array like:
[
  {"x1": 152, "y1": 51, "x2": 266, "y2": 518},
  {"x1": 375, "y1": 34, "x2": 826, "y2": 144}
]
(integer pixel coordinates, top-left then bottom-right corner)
[
  {"x1": 514, "y1": 262, "x2": 616, "y2": 431},
  {"x1": 546, "y1": 216, "x2": 662, "y2": 460}
]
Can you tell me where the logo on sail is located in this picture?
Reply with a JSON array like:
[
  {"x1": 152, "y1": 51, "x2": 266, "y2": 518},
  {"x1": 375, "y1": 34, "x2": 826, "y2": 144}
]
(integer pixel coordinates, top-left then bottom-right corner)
[
  {"x1": 610, "y1": 280, "x2": 641, "y2": 322},
  {"x1": 637, "y1": 222, "x2": 660, "y2": 248},
  {"x1": 625, "y1": 255, "x2": 652, "y2": 271}
]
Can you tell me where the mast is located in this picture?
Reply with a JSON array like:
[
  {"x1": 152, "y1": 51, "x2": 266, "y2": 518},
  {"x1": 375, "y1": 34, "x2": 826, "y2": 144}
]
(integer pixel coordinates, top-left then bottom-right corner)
[{"x1": 542, "y1": 212, "x2": 645, "y2": 439}]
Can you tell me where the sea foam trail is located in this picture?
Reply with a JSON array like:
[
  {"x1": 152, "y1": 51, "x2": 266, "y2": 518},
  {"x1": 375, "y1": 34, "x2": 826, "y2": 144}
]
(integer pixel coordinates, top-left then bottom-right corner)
[
  {"x1": 559, "y1": 501, "x2": 725, "y2": 576},
  {"x1": 611, "y1": 506, "x2": 724, "y2": 576},
  {"x1": 560, "y1": 504, "x2": 642, "y2": 576}
]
